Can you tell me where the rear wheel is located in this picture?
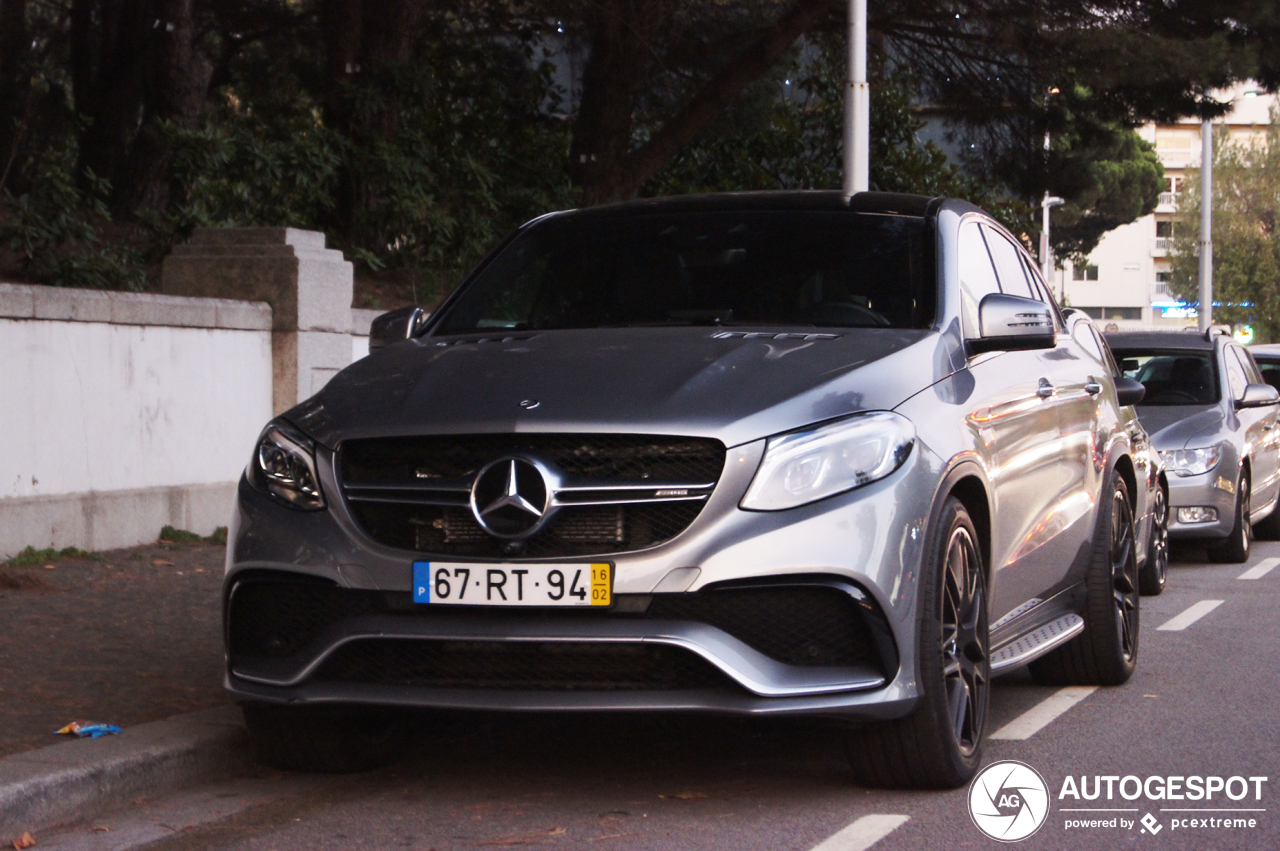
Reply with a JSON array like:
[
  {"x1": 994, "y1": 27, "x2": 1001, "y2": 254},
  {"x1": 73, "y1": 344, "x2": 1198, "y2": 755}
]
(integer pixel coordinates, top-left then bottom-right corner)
[
  {"x1": 846, "y1": 497, "x2": 988, "y2": 789},
  {"x1": 1208, "y1": 472, "x2": 1250, "y2": 564},
  {"x1": 1030, "y1": 470, "x2": 1138, "y2": 686},
  {"x1": 1139, "y1": 485, "x2": 1168, "y2": 595},
  {"x1": 242, "y1": 703, "x2": 409, "y2": 773}
]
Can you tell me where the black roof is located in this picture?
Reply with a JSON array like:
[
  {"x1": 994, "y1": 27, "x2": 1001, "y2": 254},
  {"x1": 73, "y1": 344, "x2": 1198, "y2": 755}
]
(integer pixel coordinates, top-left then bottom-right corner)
[
  {"x1": 1104, "y1": 330, "x2": 1222, "y2": 351},
  {"x1": 542, "y1": 191, "x2": 941, "y2": 223}
]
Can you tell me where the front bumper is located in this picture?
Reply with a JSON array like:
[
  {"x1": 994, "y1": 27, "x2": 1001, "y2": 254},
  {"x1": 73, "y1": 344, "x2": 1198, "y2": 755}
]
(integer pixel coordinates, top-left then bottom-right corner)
[
  {"x1": 1165, "y1": 468, "x2": 1238, "y2": 540},
  {"x1": 223, "y1": 436, "x2": 940, "y2": 720}
]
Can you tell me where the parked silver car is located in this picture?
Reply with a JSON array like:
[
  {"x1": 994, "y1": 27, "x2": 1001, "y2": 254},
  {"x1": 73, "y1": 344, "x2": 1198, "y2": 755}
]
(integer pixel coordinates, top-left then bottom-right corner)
[
  {"x1": 1107, "y1": 330, "x2": 1280, "y2": 563},
  {"x1": 227, "y1": 192, "x2": 1154, "y2": 788}
]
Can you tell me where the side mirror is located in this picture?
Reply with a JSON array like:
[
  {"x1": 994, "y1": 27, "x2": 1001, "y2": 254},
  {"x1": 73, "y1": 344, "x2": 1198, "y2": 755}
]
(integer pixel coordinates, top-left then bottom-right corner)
[
  {"x1": 1237, "y1": 382, "x2": 1280, "y2": 409},
  {"x1": 1114, "y1": 376, "x2": 1146, "y2": 407},
  {"x1": 369, "y1": 306, "x2": 426, "y2": 351},
  {"x1": 967, "y1": 293, "x2": 1056, "y2": 355}
]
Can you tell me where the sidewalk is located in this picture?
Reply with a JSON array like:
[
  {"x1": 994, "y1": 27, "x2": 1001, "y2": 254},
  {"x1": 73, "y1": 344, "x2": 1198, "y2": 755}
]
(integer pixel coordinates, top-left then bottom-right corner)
[{"x1": 0, "y1": 537, "x2": 230, "y2": 759}]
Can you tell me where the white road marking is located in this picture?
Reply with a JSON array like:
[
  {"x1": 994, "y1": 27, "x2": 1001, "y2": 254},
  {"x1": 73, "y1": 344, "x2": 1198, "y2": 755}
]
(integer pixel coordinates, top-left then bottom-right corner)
[
  {"x1": 1156, "y1": 599, "x2": 1224, "y2": 631},
  {"x1": 808, "y1": 815, "x2": 910, "y2": 851},
  {"x1": 1239, "y1": 557, "x2": 1280, "y2": 580},
  {"x1": 989, "y1": 686, "x2": 1097, "y2": 740}
]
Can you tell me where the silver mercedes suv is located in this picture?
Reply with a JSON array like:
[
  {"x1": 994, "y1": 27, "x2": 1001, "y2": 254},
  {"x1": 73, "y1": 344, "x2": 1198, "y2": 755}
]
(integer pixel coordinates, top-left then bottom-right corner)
[{"x1": 225, "y1": 192, "x2": 1154, "y2": 788}]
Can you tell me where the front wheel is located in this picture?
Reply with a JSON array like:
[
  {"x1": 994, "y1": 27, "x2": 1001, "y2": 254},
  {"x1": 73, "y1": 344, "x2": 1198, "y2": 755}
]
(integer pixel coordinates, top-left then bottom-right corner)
[
  {"x1": 1030, "y1": 470, "x2": 1139, "y2": 686},
  {"x1": 846, "y1": 497, "x2": 989, "y2": 789},
  {"x1": 1208, "y1": 472, "x2": 1250, "y2": 564},
  {"x1": 1139, "y1": 485, "x2": 1168, "y2": 595}
]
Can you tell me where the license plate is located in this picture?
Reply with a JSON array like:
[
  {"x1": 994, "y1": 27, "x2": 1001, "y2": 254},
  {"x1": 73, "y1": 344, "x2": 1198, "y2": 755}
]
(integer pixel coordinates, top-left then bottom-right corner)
[{"x1": 413, "y1": 562, "x2": 612, "y2": 607}]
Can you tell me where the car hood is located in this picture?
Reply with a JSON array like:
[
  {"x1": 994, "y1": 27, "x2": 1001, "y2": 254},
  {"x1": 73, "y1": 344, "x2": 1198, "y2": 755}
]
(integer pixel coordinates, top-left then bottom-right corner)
[
  {"x1": 1135, "y1": 404, "x2": 1230, "y2": 451},
  {"x1": 289, "y1": 326, "x2": 953, "y2": 448}
]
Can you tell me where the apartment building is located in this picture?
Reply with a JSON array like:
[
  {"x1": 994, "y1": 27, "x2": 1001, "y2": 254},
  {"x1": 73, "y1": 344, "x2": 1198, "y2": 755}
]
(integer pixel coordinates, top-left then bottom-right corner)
[{"x1": 1056, "y1": 83, "x2": 1277, "y2": 331}]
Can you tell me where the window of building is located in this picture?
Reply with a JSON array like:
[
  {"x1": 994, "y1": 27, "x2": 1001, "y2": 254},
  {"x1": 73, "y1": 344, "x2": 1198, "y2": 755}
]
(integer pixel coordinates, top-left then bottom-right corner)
[
  {"x1": 1164, "y1": 176, "x2": 1184, "y2": 194},
  {"x1": 1156, "y1": 271, "x2": 1172, "y2": 283},
  {"x1": 1072, "y1": 264, "x2": 1099, "y2": 281},
  {"x1": 1156, "y1": 221, "x2": 1177, "y2": 238},
  {"x1": 1102, "y1": 307, "x2": 1142, "y2": 320}
]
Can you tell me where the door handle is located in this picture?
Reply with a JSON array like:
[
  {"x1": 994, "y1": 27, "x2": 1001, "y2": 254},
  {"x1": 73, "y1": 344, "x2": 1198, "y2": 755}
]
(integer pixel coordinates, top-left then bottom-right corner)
[
  {"x1": 1037, "y1": 379, "x2": 1055, "y2": 399},
  {"x1": 1084, "y1": 381, "x2": 1103, "y2": 395}
]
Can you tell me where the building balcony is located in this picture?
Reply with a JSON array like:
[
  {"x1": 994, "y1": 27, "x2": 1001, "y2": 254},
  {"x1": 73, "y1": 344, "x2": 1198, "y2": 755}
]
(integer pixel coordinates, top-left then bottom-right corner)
[
  {"x1": 1151, "y1": 237, "x2": 1171, "y2": 256},
  {"x1": 1156, "y1": 192, "x2": 1180, "y2": 211}
]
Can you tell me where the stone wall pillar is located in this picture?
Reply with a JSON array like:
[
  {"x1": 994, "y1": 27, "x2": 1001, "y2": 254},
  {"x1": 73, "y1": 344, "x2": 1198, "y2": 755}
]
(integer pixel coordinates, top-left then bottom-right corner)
[{"x1": 161, "y1": 228, "x2": 353, "y2": 415}]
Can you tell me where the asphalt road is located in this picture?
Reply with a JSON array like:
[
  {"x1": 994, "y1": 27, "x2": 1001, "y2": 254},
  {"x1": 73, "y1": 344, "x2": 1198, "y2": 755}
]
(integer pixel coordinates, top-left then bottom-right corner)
[{"x1": 38, "y1": 540, "x2": 1280, "y2": 851}]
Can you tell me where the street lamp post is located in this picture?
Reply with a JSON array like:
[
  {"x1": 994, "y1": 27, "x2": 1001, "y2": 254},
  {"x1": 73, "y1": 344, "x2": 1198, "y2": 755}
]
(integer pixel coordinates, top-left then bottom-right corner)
[
  {"x1": 1199, "y1": 118, "x2": 1213, "y2": 332},
  {"x1": 1041, "y1": 193, "x2": 1065, "y2": 295},
  {"x1": 843, "y1": 0, "x2": 869, "y2": 196}
]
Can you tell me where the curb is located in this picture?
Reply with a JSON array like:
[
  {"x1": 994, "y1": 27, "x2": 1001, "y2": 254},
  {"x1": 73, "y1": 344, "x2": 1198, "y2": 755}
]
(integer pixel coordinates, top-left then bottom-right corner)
[{"x1": 0, "y1": 705, "x2": 251, "y2": 836}]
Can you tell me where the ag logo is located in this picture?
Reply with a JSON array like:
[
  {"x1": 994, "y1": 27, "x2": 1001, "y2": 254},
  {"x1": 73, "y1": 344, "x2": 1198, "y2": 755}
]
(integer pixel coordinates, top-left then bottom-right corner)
[{"x1": 968, "y1": 760, "x2": 1050, "y2": 842}]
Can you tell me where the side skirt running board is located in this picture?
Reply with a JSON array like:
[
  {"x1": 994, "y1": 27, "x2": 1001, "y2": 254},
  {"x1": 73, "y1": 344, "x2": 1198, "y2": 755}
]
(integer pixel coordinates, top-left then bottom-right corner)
[{"x1": 989, "y1": 614, "x2": 1085, "y2": 673}]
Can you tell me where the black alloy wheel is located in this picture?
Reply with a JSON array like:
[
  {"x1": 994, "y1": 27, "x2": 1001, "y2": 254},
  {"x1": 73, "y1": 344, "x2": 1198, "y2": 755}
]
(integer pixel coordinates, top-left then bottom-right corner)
[
  {"x1": 1209, "y1": 472, "x2": 1251, "y2": 564},
  {"x1": 941, "y1": 522, "x2": 988, "y2": 755},
  {"x1": 1030, "y1": 470, "x2": 1138, "y2": 686},
  {"x1": 846, "y1": 496, "x2": 989, "y2": 788},
  {"x1": 1139, "y1": 485, "x2": 1169, "y2": 595},
  {"x1": 1109, "y1": 486, "x2": 1140, "y2": 665}
]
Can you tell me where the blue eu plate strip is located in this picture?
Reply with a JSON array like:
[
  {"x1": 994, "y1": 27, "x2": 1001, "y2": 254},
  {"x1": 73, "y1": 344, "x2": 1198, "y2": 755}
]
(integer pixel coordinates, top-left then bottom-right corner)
[{"x1": 413, "y1": 562, "x2": 431, "y2": 603}]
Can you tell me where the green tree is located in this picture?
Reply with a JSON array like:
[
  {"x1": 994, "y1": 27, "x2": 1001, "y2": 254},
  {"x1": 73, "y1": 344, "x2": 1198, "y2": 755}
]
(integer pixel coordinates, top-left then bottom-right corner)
[{"x1": 1170, "y1": 117, "x2": 1280, "y2": 342}]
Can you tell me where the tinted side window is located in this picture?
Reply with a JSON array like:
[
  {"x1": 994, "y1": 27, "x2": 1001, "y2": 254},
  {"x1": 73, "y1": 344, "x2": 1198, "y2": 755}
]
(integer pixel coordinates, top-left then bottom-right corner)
[
  {"x1": 983, "y1": 226, "x2": 1034, "y2": 299},
  {"x1": 958, "y1": 221, "x2": 1001, "y2": 337}
]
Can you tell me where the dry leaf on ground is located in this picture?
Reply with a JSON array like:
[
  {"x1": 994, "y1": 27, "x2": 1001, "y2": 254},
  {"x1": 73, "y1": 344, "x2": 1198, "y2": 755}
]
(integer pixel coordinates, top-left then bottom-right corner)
[
  {"x1": 151, "y1": 559, "x2": 174, "y2": 567},
  {"x1": 11, "y1": 831, "x2": 36, "y2": 849}
]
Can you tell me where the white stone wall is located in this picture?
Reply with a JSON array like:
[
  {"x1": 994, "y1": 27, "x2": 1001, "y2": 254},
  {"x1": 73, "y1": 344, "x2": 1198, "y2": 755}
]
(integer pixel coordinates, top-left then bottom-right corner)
[{"x1": 0, "y1": 284, "x2": 273, "y2": 556}]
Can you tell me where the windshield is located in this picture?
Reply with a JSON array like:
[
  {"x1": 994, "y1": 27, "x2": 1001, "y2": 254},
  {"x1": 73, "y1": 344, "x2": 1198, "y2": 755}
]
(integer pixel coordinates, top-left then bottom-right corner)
[
  {"x1": 433, "y1": 211, "x2": 935, "y2": 334},
  {"x1": 1113, "y1": 350, "x2": 1220, "y2": 406}
]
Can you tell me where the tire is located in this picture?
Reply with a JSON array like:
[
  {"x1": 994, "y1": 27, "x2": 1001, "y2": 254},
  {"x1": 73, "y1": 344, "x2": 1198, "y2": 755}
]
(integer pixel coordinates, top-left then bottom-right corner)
[
  {"x1": 1208, "y1": 471, "x2": 1250, "y2": 564},
  {"x1": 1029, "y1": 470, "x2": 1139, "y2": 686},
  {"x1": 846, "y1": 497, "x2": 989, "y2": 789},
  {"x1": 1139, "y1": 484, "x2": 1169, "y2": 596},
  {"x1": 242, "y1": 703, "x2": 409, "y2": 773}
]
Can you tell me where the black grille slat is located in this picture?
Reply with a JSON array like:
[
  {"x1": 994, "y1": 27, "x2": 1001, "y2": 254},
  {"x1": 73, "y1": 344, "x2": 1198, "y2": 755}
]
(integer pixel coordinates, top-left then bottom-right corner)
[
  {"x1": 338, "y1": 434, "x2": 725, "y2": 558},
  {"x1": 312, "y1": 640, "x2": 736, "y2": 691}
]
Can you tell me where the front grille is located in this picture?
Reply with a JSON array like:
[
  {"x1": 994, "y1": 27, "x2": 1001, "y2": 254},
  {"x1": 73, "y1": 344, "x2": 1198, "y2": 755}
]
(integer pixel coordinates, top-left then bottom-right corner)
[
  {"x1": 312, "y1": 639, "x2": 737, "y2": 691},
  {"x1": 227, "y1": 577, "x2": 891, "y2": 678},
  {"x1": 338, "y1": 434, "x2": 725, "y2": 558}
]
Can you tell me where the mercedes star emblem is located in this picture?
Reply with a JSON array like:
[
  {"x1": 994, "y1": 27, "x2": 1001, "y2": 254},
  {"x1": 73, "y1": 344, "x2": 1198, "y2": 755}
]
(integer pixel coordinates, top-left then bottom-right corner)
[{"x1": 470, "y1": 457, "x2": 551, "y2": 538}]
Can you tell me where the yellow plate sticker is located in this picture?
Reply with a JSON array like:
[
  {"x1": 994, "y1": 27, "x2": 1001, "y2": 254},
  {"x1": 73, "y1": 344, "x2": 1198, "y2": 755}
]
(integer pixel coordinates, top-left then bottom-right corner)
[{"x1": 590, "y1": 563, "x2": 612, "y2": 606}]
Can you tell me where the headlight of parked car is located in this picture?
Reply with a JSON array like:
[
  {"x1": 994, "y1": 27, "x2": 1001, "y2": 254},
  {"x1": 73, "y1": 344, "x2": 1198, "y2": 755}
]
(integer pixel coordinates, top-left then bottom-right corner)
[
  {"x1": 247, "y1": 420, "x2": 325, "y2": 510},
  {"x1": 1159, "y1": 444, "x2": 1224, "y2": 477},
  {"x1": 741, "y1": 411, "x2": 915, "y2": 511}
]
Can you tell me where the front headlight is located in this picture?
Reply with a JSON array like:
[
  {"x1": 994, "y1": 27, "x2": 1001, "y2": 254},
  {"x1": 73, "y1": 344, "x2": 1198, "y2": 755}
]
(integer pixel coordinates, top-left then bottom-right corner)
[
  {"x1": 741, "y1": 411, "x2": 915, "y2": 511},
  {"x1": 247, "y1": 420, "x2": 325, "y2": 510},
  {"x1": 1159, "y1": 444, "x2": 1224, "y2": 477}
]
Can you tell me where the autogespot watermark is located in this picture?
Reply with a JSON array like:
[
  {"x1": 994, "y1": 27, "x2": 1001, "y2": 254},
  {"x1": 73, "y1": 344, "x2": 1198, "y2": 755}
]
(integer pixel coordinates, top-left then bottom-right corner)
[
  {"x1": 969, "y1": 763, "x2": 1270, "y2": 842},
  {"x1": 968, "y1": 761, "x2": 1051, "y2": 842}
]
